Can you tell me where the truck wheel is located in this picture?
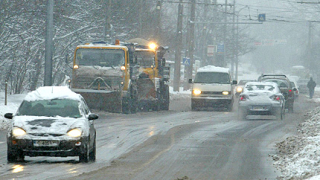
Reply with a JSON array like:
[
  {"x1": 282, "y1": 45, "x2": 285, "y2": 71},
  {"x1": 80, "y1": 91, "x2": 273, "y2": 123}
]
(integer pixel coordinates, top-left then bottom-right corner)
[
  {"x1": 122, "y1": 98, "x2": 130, "y2": 114},
  {"x1": 160, "y1": 85, "x2": 169, "y2": 110}
]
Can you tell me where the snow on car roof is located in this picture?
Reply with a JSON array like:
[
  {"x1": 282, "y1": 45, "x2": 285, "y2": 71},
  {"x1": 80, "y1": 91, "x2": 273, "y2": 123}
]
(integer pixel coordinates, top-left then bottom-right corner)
[
  {"x1": 244, "y1": 82, "x2": 278, "y2": 93},
  {"x1": 24, "y1": 86, "x2": 82, "y2": 101},
  {"x1": 197, "y1": 65, "x2": 229, "y2": 73}
]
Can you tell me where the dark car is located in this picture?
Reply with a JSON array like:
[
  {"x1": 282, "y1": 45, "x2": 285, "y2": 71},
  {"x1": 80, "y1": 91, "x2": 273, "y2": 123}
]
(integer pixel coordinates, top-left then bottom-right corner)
[
  {"x1": 238, "y1": 81, "x2": 285, "y2": 120},
  {"x1": 259, "y1": 74, "x2": 295, "y2": 113},
  {"x1": 4, "y1": 86, "x2": 99, "y2": 163}
]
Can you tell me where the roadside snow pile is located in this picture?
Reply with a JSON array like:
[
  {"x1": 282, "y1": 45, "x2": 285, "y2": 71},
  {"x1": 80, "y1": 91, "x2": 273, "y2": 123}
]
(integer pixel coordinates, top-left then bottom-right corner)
[
  {"x1": 272, "y1": 106, "x2": 320, "y2": 180},
  {"x1": 169, "y1": 87, "x2": 191, "y2": 100}
]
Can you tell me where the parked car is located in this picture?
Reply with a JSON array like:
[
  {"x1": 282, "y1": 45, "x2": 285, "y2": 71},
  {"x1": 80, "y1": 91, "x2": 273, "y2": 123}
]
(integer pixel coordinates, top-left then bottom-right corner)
[
  {"x1": 290, "y1": 81, "x2": 299, "y2": 99},
  {"x1": 4, "y1": 86, "x2": 99, "y2": 163},
  {"x1": 235, "y1": 80, "x2": 257, "y2": 97},
  {"x1": 259, "y1": 74, "x2": 295, "y2": 113},
  {"x1": 238, "y1": 81, "x2": 285, "y2": 120},
  {"x1": 297, "y1": 78, "x2": 309, "y2": 94}
]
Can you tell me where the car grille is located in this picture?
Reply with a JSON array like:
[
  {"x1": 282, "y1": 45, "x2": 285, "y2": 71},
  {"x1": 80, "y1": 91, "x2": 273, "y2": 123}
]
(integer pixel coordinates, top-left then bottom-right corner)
[
  {"x1": 73, "y1": 75, "x2": 122, "y2": 90},
  {"x1": 29, "y1": 133, "x2": 63, "y2": 137},
  {"x1": 201, "y1": 91, "x2": 224, "y2": 95}
]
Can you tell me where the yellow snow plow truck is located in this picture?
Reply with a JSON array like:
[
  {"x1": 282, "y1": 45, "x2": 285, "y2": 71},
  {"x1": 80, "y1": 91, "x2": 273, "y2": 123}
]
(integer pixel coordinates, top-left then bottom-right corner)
[{"x1": 70, "y1": 39, "x2": 170, "y2": 114}]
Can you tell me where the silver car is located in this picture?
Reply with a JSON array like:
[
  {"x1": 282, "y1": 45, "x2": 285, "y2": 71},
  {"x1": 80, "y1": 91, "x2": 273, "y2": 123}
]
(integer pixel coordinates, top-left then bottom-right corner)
[
  {"x1": 238, "y1": 82, "x2": 285, "y2": 120},
  {"x1": 4, "y1": 86, "x2": 99, "y2": 163}
]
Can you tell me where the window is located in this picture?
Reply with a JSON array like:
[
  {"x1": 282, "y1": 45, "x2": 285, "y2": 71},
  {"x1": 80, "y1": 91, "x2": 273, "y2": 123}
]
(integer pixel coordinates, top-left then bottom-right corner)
[{"x1": 194, "y1": 72, "x2": 230, "y2": 84}]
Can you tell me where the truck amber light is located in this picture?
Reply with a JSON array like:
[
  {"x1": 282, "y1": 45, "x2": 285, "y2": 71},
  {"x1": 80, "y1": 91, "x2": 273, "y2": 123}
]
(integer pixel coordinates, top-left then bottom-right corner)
[
  {"x1": 120, "y1": 66, "x2": 126, "y2": 71},
  {"x1": 73, "y1": 64, "x2": 79, "y2": 69},
  {"x1": 222, "y1": 91, "x2": 229, "y2": 95},
  {"x1": 193, "y1": 89, "x2": 201, "y2": 95},
  {"x1": 148, "y1": 42, "x2": 157, "y2": 50}
]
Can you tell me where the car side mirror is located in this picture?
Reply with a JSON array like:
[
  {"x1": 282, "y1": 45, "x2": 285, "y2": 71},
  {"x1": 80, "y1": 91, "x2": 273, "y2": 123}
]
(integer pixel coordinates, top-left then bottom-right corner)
[
  {"x1": 4, "y1": 113, "x2": 13, "y2": 119},
  {"x1": 88, "y1": 113, "x2": 99, "y2": 120},
  {"x1": 189, "y1": 79, "x2": 193, "y2": 83},
  {"x1": 293, "y1": 88, "x2": 297, "y2": 91},
  {"x1": 232, "y1": 80, "x2": 237, "y2": 85}
]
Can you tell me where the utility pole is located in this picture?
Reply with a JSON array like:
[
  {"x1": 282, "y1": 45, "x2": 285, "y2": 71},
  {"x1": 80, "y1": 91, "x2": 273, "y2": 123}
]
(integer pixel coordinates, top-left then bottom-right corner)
[
  {"x1": 104, "y1": 0, "x2": 112, "y2": 43},
  {"x1": 174, "y1": 0, "x2": 183, "y2": 92},
  {"x1": 201, "y1": 0, "x2": 209, "y2": 67},
  {"x1": 231, "y1": 0, "x2": 235, "y2": 79},
  {"x1": 44, "y1": 0, "x2": 53, "y2": 86},
  {"x1": 155, "y1": 1, "x2": 162, "y2": 43},
  {"x1": 222, "y1": 0, "x2": 227, "y2": 67},
  {"x1": 184, "y1": 0, "x2": 195, "y2": 90}
]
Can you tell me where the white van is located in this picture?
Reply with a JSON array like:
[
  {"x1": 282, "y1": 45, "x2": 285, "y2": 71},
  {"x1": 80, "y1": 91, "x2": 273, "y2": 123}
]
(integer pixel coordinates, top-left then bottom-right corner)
[{"x1": 189, "y1": 65, "x2": 237, "y2": 111}]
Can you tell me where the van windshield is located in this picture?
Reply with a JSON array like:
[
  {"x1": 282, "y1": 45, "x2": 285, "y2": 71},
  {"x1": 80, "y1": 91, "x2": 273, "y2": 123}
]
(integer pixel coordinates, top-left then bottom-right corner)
[{"x1": 194, "y1": 72, "x2": 230, "y2": 84}]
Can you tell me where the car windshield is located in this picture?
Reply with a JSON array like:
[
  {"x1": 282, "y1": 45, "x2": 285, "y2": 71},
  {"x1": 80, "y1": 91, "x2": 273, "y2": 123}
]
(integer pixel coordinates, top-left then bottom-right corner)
[
  {"x1": 76, "y1": 48, "x2": 125, "y2": 67},
  {"x1": 16, "y1": 99, "x2": 82, "y2": 118},
  {"x1": 135, "y1": 51, "x2": 155, "y2": 68},
  {"x1": 194, "y1": 72, "x2": 230, "y2": 84},
  {"x1": 262, "y1": 79, "x2": 289, "y2": 88}
]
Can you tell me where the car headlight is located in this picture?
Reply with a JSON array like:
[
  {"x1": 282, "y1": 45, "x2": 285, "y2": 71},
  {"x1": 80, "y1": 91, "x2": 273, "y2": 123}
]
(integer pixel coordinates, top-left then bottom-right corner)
[
  {"x1": 67, "y1": 129, "x2": 82, "y2": 137},
  {"x1": 193, "y1": 89, "x2": 202, "y2": 95},
  {"x1": 222, "y1": 91, "x2": 229, "y2": 95},
  {"x1": 12, "y1": 127, "x2": 26, "y2": 137},
  {"x1": 236, "y1": 87, "x2": 243, "y2": 93}
]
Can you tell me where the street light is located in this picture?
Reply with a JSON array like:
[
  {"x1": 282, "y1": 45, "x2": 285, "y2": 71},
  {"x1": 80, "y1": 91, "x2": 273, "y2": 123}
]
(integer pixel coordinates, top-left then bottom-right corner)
[
  {"x1": 156, "y1": 1, "x2": 161, "y2": 10},
  {"x1": 155, "y1": 1, "x2": 162, "y2": 42},
  {"x1": 235, "y1": 5, "x2": 249, "y2": 81}
]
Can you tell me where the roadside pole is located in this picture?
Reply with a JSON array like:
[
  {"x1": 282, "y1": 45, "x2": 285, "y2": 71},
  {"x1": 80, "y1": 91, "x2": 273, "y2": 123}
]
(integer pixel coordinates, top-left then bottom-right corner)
[
  {"x1": 174, "y1": 0, "x2": 183, "y2": 92},
  {"x1": 44, "y1": 0, "x2": 53, "y2": 86},
  {"x1": 5, "y1": 81, "x2": 7, "y2": 105}
]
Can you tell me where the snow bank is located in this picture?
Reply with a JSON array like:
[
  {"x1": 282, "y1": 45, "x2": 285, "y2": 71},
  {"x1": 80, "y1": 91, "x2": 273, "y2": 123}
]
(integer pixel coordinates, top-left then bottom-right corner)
[{"x1": 272, "y1": 106, "x2": 320, "y2": 180}]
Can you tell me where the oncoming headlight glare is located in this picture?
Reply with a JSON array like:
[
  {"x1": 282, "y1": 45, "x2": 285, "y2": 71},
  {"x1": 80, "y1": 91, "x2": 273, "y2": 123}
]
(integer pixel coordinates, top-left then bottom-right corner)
[
  {"x1": 193, "y1": 89, "x2": 201, "y2": 95},
  {"x1": 67, "y1": 129, "x2": 82, "y2": 137},
  {"x1": 222, "y1": 91, "x2": 229, "y2": 95},
  {"x1": 236, "y1": 87, "x2": 243, "y2": 93},
  {"x1": 73, "y1": 64, "x2": 79, "y2": 69},
  {"x1": 12, "y1": 127, "x2": 26, "y2": 137}
]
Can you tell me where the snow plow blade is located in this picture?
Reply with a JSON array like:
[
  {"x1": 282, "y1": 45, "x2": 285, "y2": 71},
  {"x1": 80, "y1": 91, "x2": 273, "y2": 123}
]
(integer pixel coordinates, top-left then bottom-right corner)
[{"x1": 72, "y1": 89, "x2": 122, "y2": 113}]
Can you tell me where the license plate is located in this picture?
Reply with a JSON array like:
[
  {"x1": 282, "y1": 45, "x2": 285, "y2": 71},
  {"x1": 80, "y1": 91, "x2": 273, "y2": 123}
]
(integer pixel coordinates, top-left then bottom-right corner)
[
  {"x1": 33, "y1": 140, "x2": 59, "y2": 147},
  {"x1": 252, "y1": 106, "x2": 265, "y2": 110}
]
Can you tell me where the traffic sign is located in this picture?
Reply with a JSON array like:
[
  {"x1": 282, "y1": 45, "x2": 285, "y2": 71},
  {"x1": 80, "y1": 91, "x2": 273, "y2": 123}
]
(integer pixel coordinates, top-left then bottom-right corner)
[
  {"x1": 258, "y1": 14, "x2": 266, "y2": 22},
  {"x1": 207, "y1": 45, "x2": 216, "y2": 57},
  {"x1": 183, "y1": 57, "x2": 190, "y2": 66},
  {"x1": 217, "y1": 44, "x2": 224, "y2": 54}
]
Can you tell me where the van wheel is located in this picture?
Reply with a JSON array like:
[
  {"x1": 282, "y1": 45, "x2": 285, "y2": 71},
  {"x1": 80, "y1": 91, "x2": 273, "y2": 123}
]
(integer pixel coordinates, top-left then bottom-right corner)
[{"x1": 227, "y1": 103, "x2": 233, "y2": 112}]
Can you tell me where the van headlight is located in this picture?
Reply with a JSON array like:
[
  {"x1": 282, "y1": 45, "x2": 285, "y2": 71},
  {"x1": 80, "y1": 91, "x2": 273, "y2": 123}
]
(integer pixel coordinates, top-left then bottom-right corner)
[
  {"x1": 67, "y1": 129, "x2": 82, "y2": 137},
  {"x1": 222, "y1": 91, "x2": 229, "y2": 95},
  {"x1": 12, "y1": 127, "x2": 27, "y2": 137},
  {"x1": 193, "y1": 89, "x2": 202, "y2": 95}
]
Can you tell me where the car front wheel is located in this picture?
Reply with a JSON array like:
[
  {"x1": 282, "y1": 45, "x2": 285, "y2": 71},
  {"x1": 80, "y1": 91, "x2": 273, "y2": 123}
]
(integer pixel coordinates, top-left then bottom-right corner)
[
  {"x1": 79, "y1": 143, "x2": 90, "y2": 163},
  {"x1": 89, "y1": 138, "x2": 96, "y2": 161},
  {"x1": 7, "y1": 147, "x2": 24, "y2": 163}
]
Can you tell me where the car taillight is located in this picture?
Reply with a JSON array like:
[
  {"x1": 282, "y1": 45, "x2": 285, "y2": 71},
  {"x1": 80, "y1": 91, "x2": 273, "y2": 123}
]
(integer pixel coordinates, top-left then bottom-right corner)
[
  {"x1": 271, "y1": 95, "x2": 281, "y2": 101},
  {"x1": 240, "y1": 95, "x2": 246, "y2": 101}
]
